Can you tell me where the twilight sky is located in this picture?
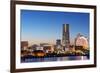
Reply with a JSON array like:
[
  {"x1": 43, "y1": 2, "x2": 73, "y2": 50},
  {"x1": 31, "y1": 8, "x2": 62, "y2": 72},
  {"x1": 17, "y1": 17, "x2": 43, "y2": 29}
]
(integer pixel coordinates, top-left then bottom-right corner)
[{"x1": 21, "y1": 9, "x2": 89, "y2": 45}]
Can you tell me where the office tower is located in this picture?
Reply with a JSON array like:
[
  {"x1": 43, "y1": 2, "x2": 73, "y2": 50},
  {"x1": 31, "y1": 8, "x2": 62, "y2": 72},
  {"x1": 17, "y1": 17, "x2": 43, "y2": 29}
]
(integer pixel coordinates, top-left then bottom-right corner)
[
  {"x1": 21, "y1": 41, "x2": 28, "y2": 50},
  {"x1": 62, "y1": 24, "x2": 70, "y2": 49},
  {"x1": 56, "y1": 39, "x2": 63, "y2": 54},
  {"x1": 56, "y1": 39, "x2": 61, "y2": 46}
]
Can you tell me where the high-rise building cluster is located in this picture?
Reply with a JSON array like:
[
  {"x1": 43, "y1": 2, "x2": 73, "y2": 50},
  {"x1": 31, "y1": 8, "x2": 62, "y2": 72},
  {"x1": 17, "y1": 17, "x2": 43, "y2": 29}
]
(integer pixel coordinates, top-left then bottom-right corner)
[{"x1": 21, "y1": 24, "x2": 89, "y2": 57}]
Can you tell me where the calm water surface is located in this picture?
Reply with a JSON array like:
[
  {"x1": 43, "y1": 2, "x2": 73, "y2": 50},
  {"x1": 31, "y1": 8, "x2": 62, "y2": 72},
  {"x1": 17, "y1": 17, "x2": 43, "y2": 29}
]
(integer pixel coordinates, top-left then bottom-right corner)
[{"x1": 21, "y1": 56, "x2": 89, "y2": 63}]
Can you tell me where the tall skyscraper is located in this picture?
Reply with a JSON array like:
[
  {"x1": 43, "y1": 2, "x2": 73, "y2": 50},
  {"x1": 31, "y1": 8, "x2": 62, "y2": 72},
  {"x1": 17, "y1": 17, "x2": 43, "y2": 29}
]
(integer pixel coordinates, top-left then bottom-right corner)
[{"x1": 62, "y1": 24, "x2": 70, "y2": 49}]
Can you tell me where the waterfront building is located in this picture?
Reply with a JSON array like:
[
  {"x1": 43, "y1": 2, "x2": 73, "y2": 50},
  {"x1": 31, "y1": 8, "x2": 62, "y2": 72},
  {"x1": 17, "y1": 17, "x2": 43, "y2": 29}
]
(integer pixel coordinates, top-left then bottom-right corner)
[
  {"x1": 56, "y1": 39, "x2": 61, "y2": 45},
  {"x1": 62, "y1": 24, "x2": 70, "y2": 51},
  {"x1": 21, "y1": 41, "x2": 28, "y2": 50},
  {"x1": 30, "y1": 44, "x2": 38, "y2": 51},
  {"x1": 56, "y1": 39, "x2": 64, "y2": 54},
  {"x1": 40, "y1": 44, "x2": 54, "y2": 53},
  {"x1": 75, "y1": 33, "x2": 89, "y2": 49}
]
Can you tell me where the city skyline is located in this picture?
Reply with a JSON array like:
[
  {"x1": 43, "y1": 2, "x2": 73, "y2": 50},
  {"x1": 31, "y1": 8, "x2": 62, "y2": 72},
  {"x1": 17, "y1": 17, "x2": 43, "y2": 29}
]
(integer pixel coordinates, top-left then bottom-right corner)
[{"x1": 21, "y1": 10, "x2": 89, "y2": 45}]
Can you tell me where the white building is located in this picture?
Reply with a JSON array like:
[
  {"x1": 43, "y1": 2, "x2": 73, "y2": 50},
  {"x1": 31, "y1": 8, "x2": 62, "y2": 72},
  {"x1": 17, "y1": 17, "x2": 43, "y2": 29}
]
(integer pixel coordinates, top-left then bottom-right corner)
[{"x1": 75, "y1": 33, "x2": 89, "y2": 49}]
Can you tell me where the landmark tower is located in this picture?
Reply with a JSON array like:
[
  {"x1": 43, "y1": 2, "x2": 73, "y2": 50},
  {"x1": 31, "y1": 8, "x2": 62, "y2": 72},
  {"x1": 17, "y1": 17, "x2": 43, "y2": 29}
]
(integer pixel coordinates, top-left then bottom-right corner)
[{"x1": 62, "y1": 24, "x2": 70, "y2": 50}]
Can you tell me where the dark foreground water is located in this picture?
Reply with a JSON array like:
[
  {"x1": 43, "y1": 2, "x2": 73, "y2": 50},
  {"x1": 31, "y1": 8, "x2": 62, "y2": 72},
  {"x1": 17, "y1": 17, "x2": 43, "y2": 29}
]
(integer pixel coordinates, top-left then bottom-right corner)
[{"x1": 21, "y1": 56, "x2": 89, "y2": 63}]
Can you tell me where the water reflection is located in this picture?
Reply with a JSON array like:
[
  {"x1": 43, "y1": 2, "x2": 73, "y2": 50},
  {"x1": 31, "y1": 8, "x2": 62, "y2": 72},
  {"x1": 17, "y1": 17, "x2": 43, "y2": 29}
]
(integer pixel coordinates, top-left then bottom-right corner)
[{"x1": 21, "y1": 56, "x2": 89, "y2": 63}]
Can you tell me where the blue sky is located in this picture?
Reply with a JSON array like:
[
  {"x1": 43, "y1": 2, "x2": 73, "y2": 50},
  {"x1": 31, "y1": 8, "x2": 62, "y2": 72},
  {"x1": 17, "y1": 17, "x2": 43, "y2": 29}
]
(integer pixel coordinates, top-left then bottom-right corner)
[{"x1": 21, "y1": 10, "x2": 89, "y2": 44}]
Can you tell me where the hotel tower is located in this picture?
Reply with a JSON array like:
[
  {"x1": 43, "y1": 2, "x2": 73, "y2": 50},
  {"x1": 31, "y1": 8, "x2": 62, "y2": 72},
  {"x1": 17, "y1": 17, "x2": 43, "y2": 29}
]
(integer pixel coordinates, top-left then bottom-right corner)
[{"x1": 62, "y1": 24, "x2": 70, "y2": 50}]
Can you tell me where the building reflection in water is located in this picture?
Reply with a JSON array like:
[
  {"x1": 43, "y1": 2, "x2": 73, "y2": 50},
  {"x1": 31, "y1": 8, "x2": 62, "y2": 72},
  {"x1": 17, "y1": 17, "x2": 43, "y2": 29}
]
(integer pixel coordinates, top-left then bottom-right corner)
[{"x1": 21, "y1": 56, "x2": 88, "y2": 63}]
